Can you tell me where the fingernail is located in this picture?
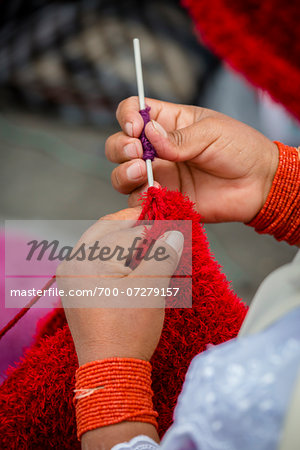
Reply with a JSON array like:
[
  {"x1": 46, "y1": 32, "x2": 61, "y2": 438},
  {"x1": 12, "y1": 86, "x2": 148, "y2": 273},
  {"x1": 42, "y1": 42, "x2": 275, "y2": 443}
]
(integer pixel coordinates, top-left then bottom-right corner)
[
  {"x1": 164, "y1": 231, "x2": 184, "y2": 256},
  {"x1": 151, "y1": 120, "x2": 168, "y2": 138},
  {"x1": 124, "y1": 122, "x2": 133, "y2": 137},
  {"x1": 141, "y1": 181, "x2": 160, "y2": 194},
  {"x1": 127, "y1": 161, "x2": 143, "y2": 180},
  {"x1": 124, "y1": 143, "x2": 138, "y2": 158}
]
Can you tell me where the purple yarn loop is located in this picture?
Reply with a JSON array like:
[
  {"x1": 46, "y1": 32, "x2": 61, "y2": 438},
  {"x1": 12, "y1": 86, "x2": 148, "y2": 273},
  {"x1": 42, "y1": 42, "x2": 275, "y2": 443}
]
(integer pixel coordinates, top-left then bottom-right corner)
[{"x1": 139, "y1": 106, "x2": 157, "y2": 161}]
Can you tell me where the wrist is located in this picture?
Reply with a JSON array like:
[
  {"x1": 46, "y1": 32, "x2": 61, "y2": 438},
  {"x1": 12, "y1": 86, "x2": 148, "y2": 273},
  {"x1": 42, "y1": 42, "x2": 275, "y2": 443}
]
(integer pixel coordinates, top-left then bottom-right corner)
[
  {"x1": 76, "y1": 342, "x2": 152, "y2": 366},
  {"x1": 81, "y1": 422, "x2": 159, "y2": 450}
]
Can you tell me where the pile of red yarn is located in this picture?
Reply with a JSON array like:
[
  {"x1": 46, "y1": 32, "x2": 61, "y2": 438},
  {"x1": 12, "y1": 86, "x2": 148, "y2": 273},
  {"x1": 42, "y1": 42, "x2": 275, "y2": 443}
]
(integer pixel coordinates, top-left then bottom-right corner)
[{"x1": 0, "y1": 187, "x2": 247, "y2": 449}]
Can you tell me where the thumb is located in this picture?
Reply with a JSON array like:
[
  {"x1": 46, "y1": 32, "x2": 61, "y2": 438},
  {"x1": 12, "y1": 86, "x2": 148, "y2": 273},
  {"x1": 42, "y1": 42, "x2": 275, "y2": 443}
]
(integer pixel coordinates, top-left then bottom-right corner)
[
  {"x1": 145, "y1": 118, "x2": 217, "y2": 162},
  {"x1": 129, "y1": 230, "x2": 184, "y2": 279}
]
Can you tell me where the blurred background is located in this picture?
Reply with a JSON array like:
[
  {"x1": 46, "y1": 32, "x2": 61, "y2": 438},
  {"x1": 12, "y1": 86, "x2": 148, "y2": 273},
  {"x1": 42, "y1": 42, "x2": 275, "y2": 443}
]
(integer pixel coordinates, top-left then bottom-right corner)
[{"x1": 1, "y1": 0, "x2": 299, "y2": 306}]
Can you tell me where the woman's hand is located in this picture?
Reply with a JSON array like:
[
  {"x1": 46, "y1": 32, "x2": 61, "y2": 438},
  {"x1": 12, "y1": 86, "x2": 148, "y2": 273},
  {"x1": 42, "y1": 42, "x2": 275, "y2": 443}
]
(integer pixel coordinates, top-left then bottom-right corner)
[
  {"x1": 57, "y1": 208, "x2": 184, "y2": 448},
  {"x1": 56, "y1": 207, "x2": 183, "y2": 366},
  {"x1": 105, "y1": 97, "x2": 279, "y2": 223}
]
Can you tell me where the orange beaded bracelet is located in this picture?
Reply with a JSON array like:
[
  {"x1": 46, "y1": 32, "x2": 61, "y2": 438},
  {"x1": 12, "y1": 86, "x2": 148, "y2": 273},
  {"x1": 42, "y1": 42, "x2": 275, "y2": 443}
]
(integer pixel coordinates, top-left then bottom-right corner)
[
  {"x1": 248, "y1": 141, "x2": 300, "y2": 245},
  {"x1": 73, "y1": 357, "x2": 158, "y2": 440}
]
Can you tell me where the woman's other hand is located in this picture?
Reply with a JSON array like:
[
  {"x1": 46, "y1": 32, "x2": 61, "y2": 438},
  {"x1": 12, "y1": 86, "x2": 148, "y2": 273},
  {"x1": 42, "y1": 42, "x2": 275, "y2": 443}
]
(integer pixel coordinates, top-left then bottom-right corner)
[{"x1": 56, "y1": 207, "x2": 183, "y2": 366}]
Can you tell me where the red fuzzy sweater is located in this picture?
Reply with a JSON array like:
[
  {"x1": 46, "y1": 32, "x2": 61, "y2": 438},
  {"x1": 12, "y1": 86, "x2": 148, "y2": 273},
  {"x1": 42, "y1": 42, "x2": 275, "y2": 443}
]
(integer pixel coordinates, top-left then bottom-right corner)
[{"x1": 0, "y1": 188, "x2": 247, "y2": 449}]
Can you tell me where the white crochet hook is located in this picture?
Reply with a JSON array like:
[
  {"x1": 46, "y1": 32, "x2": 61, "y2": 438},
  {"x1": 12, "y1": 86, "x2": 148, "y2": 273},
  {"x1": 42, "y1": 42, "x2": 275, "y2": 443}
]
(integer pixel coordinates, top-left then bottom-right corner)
[{"x1": 133, "y1": 38, "x2": 154, "y2": 187}]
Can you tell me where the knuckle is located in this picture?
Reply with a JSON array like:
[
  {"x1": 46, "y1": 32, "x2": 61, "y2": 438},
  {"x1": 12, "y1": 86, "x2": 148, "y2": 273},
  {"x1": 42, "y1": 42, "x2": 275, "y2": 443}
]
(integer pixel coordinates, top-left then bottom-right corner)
[{"x1": 169, "y1": 129, "x2": 185, "y2": 147}]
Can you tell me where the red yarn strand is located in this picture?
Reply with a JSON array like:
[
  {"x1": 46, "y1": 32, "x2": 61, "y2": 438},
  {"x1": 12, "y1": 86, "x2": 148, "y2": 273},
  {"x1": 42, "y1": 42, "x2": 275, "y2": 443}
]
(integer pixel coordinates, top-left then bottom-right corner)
[{"x1": 0, "y1": 276, "x2": 56, "y2": 340}]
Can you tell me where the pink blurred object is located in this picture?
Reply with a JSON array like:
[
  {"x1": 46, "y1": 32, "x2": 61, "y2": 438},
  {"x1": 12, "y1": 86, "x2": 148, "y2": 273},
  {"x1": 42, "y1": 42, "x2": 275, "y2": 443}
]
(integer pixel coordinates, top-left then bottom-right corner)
[{"x1": 0, "y1": 231, "x2": 58, "y2": 379}]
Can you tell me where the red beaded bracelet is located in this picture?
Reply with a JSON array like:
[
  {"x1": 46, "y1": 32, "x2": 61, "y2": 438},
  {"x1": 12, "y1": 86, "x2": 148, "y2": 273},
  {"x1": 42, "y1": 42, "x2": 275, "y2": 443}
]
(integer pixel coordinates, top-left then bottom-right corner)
[
  {"x1": 73, "y1": 358, "x2": 158, "y2": 440},
  {"x1": 248, "y1": 141, "x2": 300, "y2": 245}
]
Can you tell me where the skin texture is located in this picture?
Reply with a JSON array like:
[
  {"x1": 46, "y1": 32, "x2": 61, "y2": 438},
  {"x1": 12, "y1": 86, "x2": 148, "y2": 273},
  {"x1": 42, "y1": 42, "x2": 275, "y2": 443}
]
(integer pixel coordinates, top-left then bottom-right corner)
[{"x1": 105, "y1": 96, "x2": 279, "y2": 223}]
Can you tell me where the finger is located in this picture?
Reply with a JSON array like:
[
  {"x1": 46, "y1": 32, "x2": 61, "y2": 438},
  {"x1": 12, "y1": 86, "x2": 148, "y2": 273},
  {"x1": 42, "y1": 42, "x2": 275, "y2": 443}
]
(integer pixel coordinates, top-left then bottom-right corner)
[
  {"x1": 105, "y1": 132, "x2": 143, "y2": 163},
  {"x1": 116, "y1": 96, "x2": 145, "y2": 138},
  {"x1": 127, "y1": 161, "x2": 179, "y2": 203},
  {"x1": 128, "y1": 181, "x2": 161, "y2": 208},
  {"x1": 116, "y1": 96, "x2": 219, "y2": 138},
  {"x1": 116, "y1": 96, "x2": 169, "y2": 137},
  {"x1": 130, "y1": 230, "x2": 184, "y2": 279},
  {"x1": 111, "y1": 160, "x2": 147, "y2": 194},
  {"x1": 116, "y1": 96, "x2": 183, "y2": 137},
  {"x1": 73, "y1": 207, "x2": 142, "y2": 252},
  {"x1": 111, "y1": 156, "x2": 177, "y2": 197},
  {"x1": 145, "y1": 116, "x2": 221, "y2": 163}
]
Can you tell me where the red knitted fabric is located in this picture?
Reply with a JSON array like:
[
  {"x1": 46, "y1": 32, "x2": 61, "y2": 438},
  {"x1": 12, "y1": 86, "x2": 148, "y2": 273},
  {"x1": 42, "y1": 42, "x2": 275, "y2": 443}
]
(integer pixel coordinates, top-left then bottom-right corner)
[
  {"x1": 0, "y1": 188, "x2": 247, "y2": 449},
  {"x1": 182, "y1": 0, "x2": 300, "y2": 121}
]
